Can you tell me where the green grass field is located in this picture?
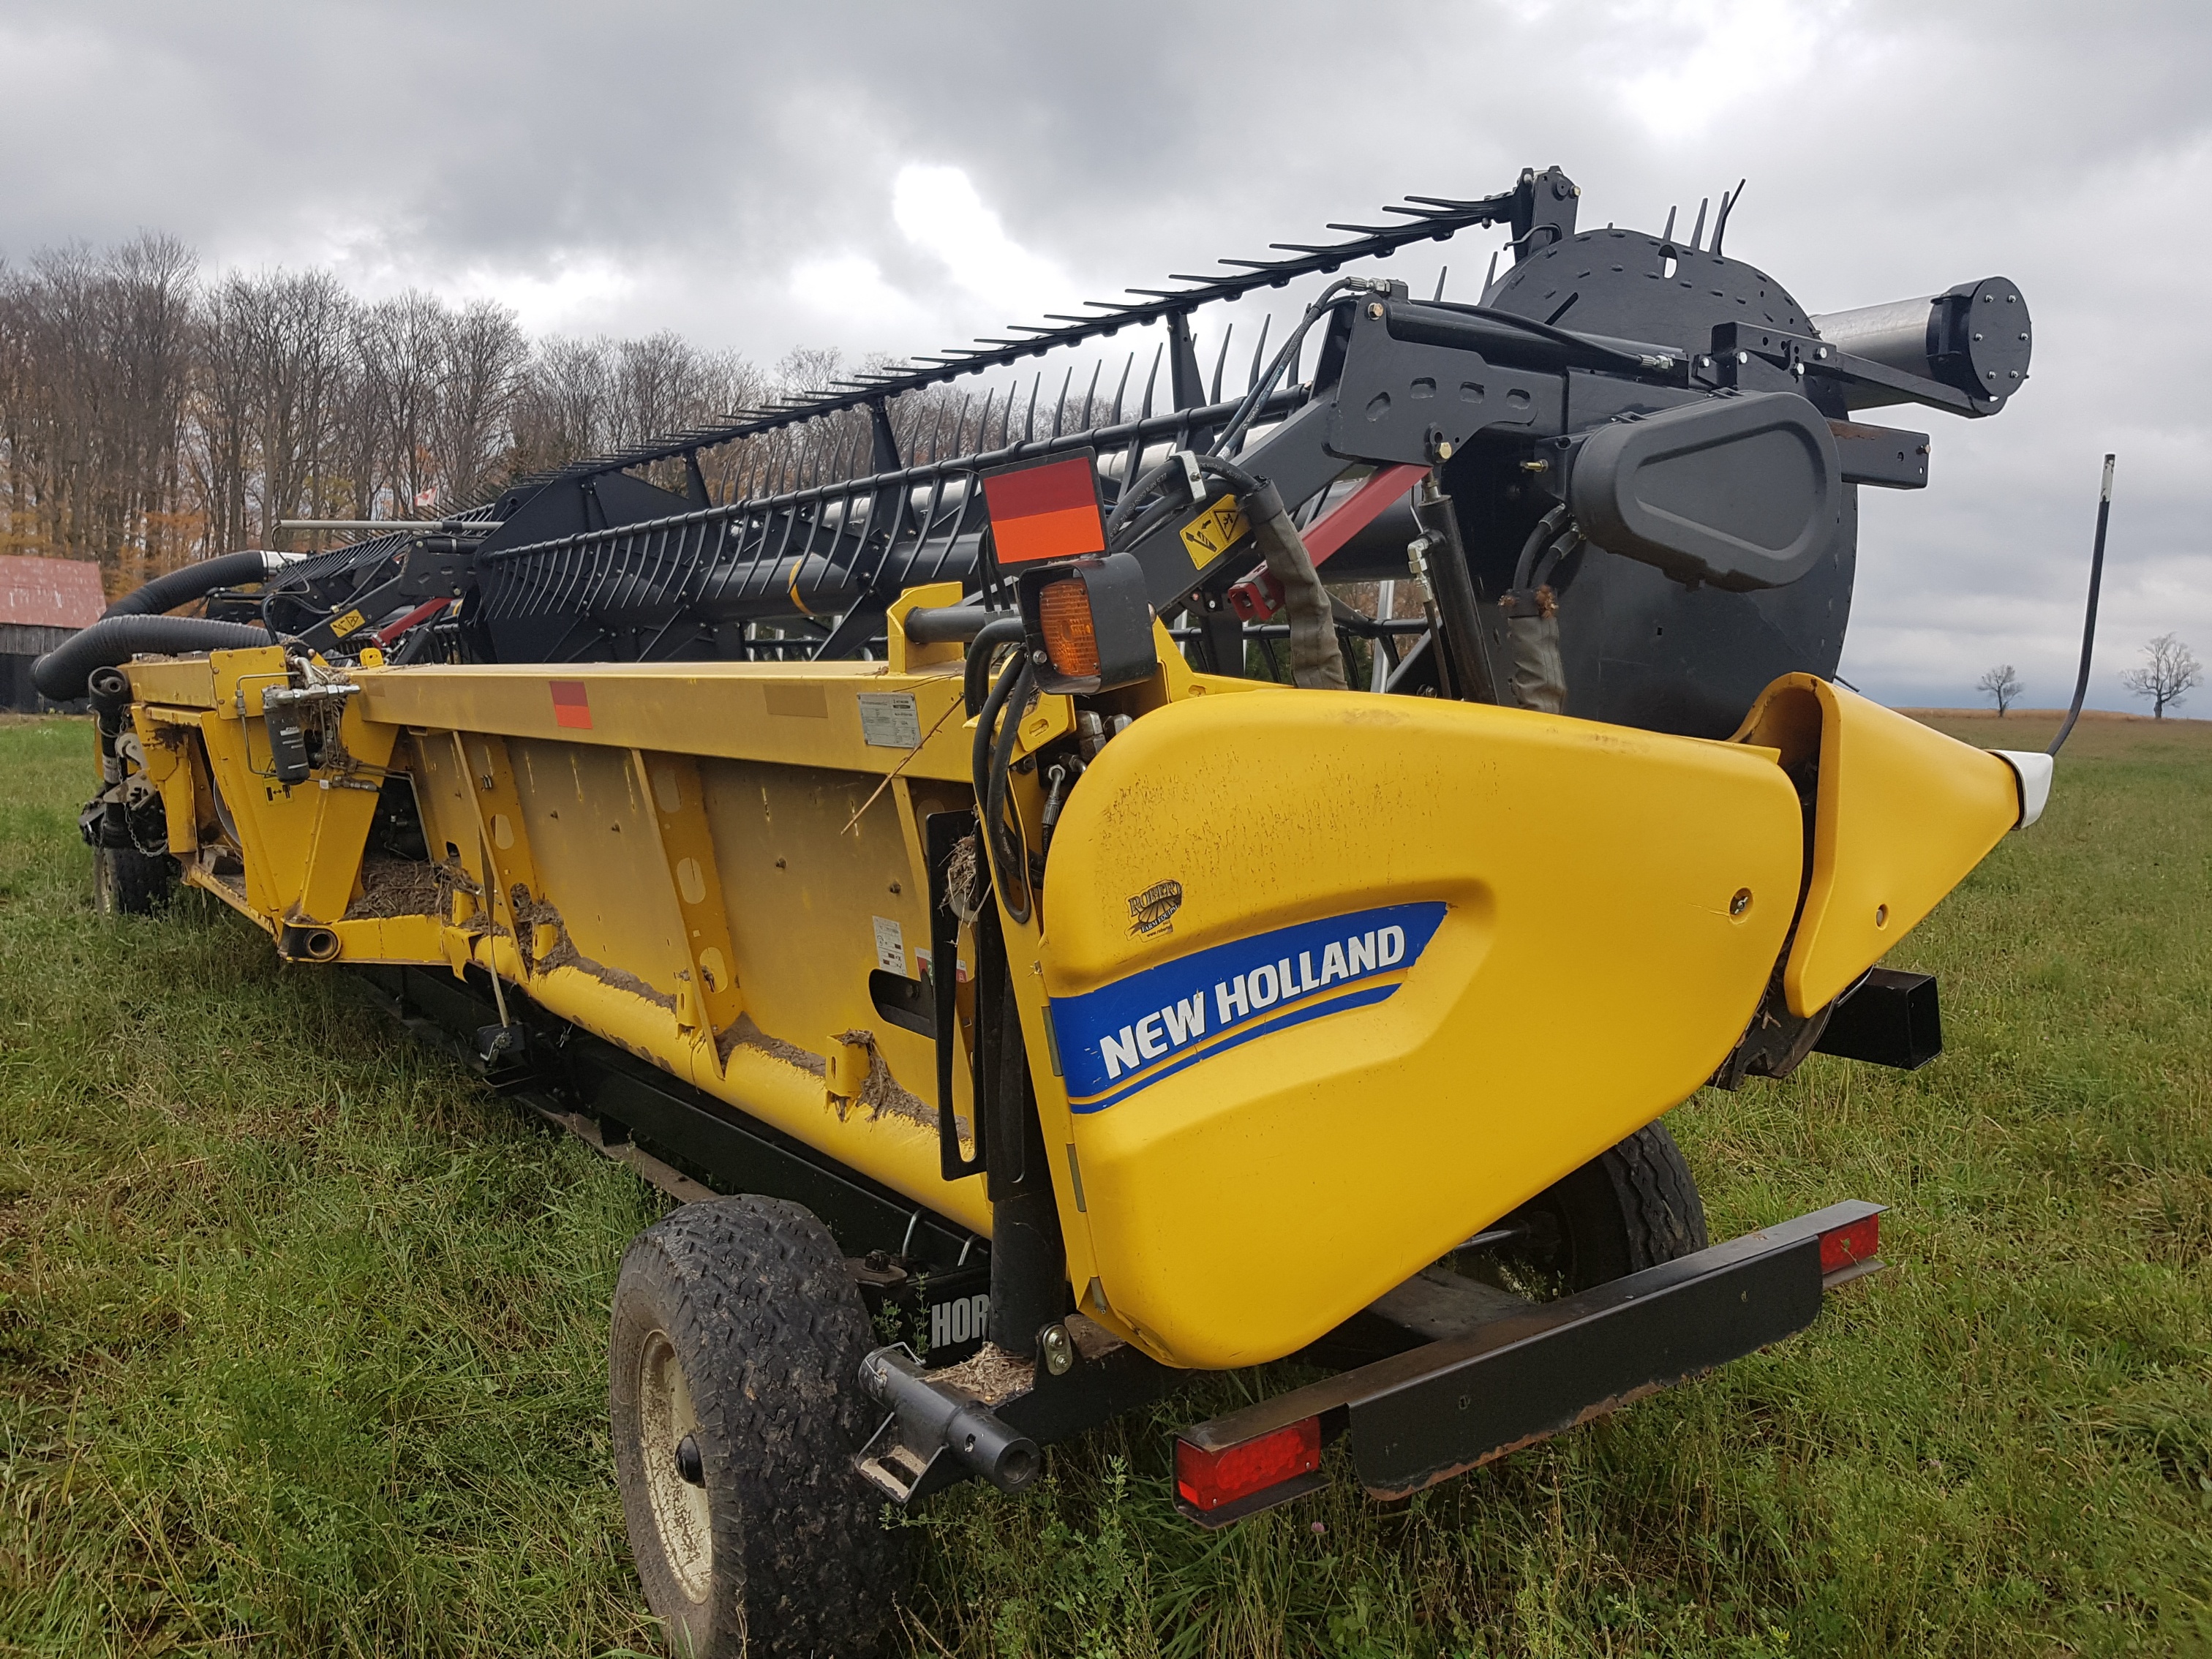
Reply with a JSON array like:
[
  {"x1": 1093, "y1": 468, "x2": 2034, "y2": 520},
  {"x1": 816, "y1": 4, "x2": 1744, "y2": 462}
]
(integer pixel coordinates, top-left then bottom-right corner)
[{"x1": 1, "y1": 710, "x2": 2207, "y2": 1656}]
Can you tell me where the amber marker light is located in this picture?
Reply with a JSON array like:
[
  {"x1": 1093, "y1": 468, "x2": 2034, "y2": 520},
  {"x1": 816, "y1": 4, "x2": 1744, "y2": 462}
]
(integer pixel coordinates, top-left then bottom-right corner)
[{"x1": 1038, "y1": 577, "x2": 1102, "y2": 680}]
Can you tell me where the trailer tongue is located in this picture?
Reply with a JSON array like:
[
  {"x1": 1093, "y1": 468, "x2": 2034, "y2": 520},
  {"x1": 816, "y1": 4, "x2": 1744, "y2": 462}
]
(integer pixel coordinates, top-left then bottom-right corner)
[{"x1": 51, "y1": 166, "x2": 2042, "y2": 1658}]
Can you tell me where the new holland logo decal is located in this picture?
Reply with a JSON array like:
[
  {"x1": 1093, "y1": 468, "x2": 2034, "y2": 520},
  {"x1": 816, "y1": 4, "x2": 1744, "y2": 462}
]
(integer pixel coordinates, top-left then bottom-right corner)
[{"x1": 1050, "y1": 900, "x2": 1446, "y2": 1113}]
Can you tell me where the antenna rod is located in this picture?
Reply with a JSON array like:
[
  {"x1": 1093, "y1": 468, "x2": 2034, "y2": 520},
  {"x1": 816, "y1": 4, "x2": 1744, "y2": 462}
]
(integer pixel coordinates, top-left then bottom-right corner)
[{"x1": 2048, "y1": 453, "x2": 2117, "y2": 756}]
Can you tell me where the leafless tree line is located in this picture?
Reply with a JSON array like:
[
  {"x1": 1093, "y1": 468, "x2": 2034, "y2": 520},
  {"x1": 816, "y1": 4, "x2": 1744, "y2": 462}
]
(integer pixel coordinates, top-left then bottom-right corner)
[
  {"x1": 1, "y1": 233, "x2": 1218, "y2": 600},
  {"x1": 0, "y1": 234, "x2": 780, "y2": 594}
]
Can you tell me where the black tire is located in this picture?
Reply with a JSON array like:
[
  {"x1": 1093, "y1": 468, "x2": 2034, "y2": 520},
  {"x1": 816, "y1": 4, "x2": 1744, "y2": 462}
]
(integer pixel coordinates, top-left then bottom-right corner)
[
  {"x1": 1481, "y1": 1122, "x2": 1709, "y2": 1298},
  {"x1": 92, "y1": 844, "x2": 175, "y2": 915},
  {"x1": 609, "y1": 1195, "x2": 906, "y2": 1658}
]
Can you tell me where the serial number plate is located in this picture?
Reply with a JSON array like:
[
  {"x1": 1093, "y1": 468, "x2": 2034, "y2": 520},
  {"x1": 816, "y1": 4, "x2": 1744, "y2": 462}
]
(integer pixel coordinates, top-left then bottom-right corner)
[
  {"x1": 1179, "y1": 493, "x2": 1250, "y2": 569},
  {"x1": 857, "y1": 692, "x2": 922, "y2": 748}
]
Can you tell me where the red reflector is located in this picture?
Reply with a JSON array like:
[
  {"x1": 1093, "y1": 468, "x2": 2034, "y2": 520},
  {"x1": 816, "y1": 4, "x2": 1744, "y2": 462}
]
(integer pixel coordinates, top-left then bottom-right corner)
[
  {"x1": 1818, "y1": 1212, "x2": 1880, "y2": 1276},
  {"x1": 549, "y1": 679, "x2": 592, "y2": 729},
  {"x1": 1175, "y1": 1418, "x2": 1321, "y2": 1513},
  {"x1": 981, "y1": 456, "x2": 1107, "y2": 565}
]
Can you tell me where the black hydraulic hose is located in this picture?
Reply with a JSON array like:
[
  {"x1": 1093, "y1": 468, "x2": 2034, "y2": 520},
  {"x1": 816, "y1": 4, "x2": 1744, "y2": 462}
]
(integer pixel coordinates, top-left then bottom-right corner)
[
  {"x1": 963, "y1": 617, "x2": 1028, "y2": 716},
  {"x1": 1104, "y1": 333, "x2": 1307, "y2": 548},
  {"x1": 971, "y1": 656, "x2": 1035, "y2": 927},
  {"x1": 1398, "y1": 303, "x2": 1672, "y2": 376},
  {"x1": 1513, "y1": 505, "x2": 1570, "y2": 591},
  {"x1": 32, "y1": 615, "x2": 271, "y2": 702},
  {"x1": 985, "y1": 661, "x2": 1036, "y2": 927},
  {"x1": 1210, "y1": 278, "x2": 1358, "y2": 459},
  {"x1": 1105, "y1": 456, "x2": 1186, "y2": 544},
  {"x1": 2048, "y1": 453, "x2": 2116, "y2": 757},
  {"x1": 101, "y1": 549, "x2": 282, "y2": 618},
  {"x1": 1195, "y1": 454, "x2": 1258, "y2": 497}
]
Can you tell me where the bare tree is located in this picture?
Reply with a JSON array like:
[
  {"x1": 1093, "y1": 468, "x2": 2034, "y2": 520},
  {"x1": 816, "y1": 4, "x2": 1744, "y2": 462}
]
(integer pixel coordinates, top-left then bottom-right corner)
[
  {"x1": 1976, "y1": 663, "x2": 2021, "y2": 715},
  {"x1": 0, "y1": 236, "x2": 196, "y2": 584},
  {"x1": 248, "y1": 271, "x2": 353, "y2": 549},
  {"x1": 2121, "y1": 633, "x2": 2202, "y2": 719},
  {"x1": 509, "y1": 334, "x2": 614, "y2": 476},
  {"x1": 504, "y1": 331, "x2": 763, "y2": 498},
  {"x1": 432, "y1": 300, "x2": 527, "y2": 508},
  {"x1": 356, "y1": 293, "x2": 447, "y2": 516},
  {"x1": 192, "y1": 276, "x2": 257, "y2": 555}
]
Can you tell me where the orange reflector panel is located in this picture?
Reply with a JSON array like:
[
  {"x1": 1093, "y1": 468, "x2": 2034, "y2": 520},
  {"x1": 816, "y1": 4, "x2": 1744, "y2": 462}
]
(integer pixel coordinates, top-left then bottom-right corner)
[
  {"x1": 982, "y1": 455, "x2": 1107, "y2": 564},
  {"x1": 1038, "y1": 578, "x2": 1101, "y2": 680},
  {"x1": 1175, "y1": 1417, "x2": 1322, "y2": 1513},
  {"x1": 1818, "y1": 1211, "x2": 1880, "y2": 1276},
  {"x1": 549, "y1": 679, "x2": 592, "y2": 730}
]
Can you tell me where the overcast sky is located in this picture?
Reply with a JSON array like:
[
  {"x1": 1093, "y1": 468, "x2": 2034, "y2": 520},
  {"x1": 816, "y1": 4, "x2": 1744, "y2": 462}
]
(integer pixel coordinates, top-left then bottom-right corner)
[{"x1": 2, "y1": 0, "x2": 2205, "y2": 709}]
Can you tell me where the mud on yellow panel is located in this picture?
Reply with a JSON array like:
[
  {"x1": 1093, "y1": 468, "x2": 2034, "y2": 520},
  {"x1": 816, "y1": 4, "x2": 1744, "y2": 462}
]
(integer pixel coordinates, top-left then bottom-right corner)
[
  {"x1": 1037, "y1": 692, "x2": 1805, "y2": 1370},
  {"x1": 407, "y1": 723, "x2": 994, "y2": 1236}
]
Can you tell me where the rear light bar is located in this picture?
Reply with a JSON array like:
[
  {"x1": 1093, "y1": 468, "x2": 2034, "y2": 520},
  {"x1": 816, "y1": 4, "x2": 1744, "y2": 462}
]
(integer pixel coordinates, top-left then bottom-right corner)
[
  {"x1": 1175, "y1": 1415, "x2": 1323, "y2": 1518},
  {"x1": 1170, "y1": 1200, "x2": 1887, "y2": 1527}
]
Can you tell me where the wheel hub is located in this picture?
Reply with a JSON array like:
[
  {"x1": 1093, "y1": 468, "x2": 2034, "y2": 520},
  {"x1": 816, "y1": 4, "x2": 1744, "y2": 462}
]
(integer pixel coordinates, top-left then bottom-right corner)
[{"x1": 637, "y1": 1328, "x2": 712, "y2": 1600}]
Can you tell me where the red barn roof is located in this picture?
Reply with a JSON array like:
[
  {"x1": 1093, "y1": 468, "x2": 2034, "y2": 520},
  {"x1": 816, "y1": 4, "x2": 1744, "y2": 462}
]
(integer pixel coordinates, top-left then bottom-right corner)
[{"x1": 0, "y1": 555, "x2": 105, "y2": 630}]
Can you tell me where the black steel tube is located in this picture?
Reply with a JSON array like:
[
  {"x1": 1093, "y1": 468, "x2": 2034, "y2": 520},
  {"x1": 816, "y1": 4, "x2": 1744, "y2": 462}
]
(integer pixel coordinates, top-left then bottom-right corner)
[
  {"x1": 984, "y1": 963, "x2": 1067, "y2": 1353},
  {"x1": 1412, "y1": 489, "x2": 1499, "y2": 703},
  {"x1": 859, "y1": 1347, "x2": 1041, "y2": 1491},
  {"x1": 988, "y1": 1187, "x2": 1067, "y2": 1355},
  {"x1": 903, "y1": 603, "x2": 995, "y2": 646},
  {"x1": 32, "y1": 615, "x2": 271, "y2": 702}
]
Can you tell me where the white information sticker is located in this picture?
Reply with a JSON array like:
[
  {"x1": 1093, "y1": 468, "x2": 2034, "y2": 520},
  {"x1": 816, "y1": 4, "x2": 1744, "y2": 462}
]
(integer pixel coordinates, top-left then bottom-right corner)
[
  {"x1": 873, "y1": 915, "x2": 906, "y2": 974},
  {"x1": 857, "y1": 691, "x2": 922, "y2": 748}
]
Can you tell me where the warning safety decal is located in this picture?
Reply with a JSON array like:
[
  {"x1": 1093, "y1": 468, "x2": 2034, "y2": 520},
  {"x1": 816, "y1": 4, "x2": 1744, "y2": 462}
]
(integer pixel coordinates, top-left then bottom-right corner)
[{"x1": 1049, "y1": 901, "x2": 1446, "y2": 1114}]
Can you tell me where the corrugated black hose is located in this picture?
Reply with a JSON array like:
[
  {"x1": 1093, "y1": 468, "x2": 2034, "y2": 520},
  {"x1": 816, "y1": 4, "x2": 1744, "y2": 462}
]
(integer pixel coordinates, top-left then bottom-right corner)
[
  {"x1": 98, "y1": 549, "x2": 279, "y2": 617},
  {"x1": 33, "y1": 614, "x2": 271, "y2": 702}
]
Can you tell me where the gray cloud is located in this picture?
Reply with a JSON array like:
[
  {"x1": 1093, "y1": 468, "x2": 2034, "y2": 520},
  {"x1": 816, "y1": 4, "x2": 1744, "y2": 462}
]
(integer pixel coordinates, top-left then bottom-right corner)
[{"x1": 2, "y1": 0, "x2": 2207, "y2": 707}]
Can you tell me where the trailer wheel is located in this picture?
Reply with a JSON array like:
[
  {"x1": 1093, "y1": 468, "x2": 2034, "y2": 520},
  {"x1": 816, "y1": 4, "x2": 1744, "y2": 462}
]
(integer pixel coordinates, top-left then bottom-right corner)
[
  {"x1": 92, "y1": 845, "x2": 174, "y2": 915},
  {"x1": 609, "y1": 1195, "x2": 905, "y2": 1658},
  {"x1": 1480, "y1": 1123, "x2": 1709, "y2": 1298}
]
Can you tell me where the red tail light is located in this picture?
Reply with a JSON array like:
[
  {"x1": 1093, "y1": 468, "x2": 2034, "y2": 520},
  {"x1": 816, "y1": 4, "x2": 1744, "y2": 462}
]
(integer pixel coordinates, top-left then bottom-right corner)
[
  {"x1": 1175, "y1": 1417, "x2": 1321, "y2": 1513},
  {"x1": 1818, "y1": 1211, "x2": 1881, "y2": 1276}
]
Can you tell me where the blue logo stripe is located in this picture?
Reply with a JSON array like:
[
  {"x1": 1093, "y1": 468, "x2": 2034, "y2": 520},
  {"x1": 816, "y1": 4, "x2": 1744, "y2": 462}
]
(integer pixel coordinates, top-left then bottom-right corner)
[
  {"x1": 1049, "y1": 900, "x2": 1446, "y2": 1113},
  {"x1": 1066, "y1": 981, "x2": 1400, "y2": 1113}
]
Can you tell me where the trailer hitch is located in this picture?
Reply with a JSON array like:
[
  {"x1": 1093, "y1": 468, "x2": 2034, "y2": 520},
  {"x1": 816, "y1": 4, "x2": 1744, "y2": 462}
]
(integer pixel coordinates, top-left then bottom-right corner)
[{"x1": 854, "y1": 1344, "x2": 1041, "y2": 1500}]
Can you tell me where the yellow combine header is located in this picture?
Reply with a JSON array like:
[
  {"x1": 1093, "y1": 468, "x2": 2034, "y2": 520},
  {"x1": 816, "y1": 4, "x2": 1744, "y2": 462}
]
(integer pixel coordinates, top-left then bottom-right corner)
[{"x1": 52, "y1": 165, "x2": 2072, "y2": 1656}]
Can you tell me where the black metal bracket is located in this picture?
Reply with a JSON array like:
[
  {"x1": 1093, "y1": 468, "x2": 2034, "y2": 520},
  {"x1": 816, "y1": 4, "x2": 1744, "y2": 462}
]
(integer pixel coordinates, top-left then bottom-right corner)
[
  {"x1": 1704, "y1": 321, "x2": 2004, "y2": 419},
  {"x1": 1814, "y1": 968, "x2": 1941, "y2": 1069}
]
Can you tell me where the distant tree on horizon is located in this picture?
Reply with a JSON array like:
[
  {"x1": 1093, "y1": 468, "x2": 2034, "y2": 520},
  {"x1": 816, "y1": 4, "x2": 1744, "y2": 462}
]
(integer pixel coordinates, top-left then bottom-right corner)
[
  {"x1": 2121, "y1": 633, "x2": 2202, "y2": 719},
  {"x1": 1977, "y1": 663, "x2": 2021, "y2": 715}
]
